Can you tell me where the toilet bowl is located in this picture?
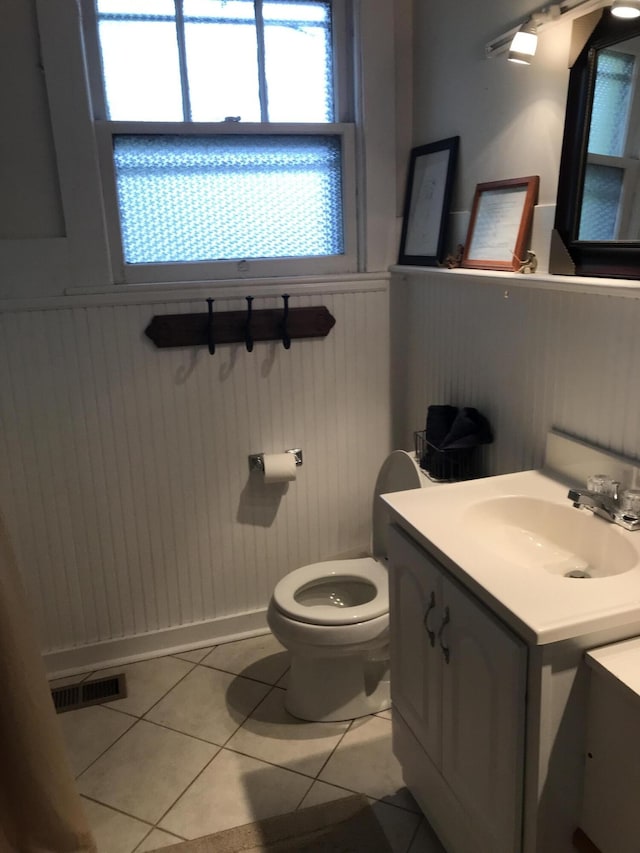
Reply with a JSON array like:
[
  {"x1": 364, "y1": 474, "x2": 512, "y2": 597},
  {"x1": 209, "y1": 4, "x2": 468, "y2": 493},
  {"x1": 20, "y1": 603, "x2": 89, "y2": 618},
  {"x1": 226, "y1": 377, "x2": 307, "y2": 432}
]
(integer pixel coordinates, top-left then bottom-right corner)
[{"x1": 267, "y1": 450, "x2": 432, "y2": 722}]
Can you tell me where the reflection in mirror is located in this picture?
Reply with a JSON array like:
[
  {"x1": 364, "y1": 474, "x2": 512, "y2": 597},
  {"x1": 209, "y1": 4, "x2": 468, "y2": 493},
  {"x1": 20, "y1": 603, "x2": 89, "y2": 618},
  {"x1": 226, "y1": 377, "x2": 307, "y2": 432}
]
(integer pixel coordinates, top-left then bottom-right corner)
[
  {"x1": 553, "y1": 11, "x2": 640, "y2": 278},
  {"x1": 579, "y1": 38, "x2": 640, "y2": 240}
]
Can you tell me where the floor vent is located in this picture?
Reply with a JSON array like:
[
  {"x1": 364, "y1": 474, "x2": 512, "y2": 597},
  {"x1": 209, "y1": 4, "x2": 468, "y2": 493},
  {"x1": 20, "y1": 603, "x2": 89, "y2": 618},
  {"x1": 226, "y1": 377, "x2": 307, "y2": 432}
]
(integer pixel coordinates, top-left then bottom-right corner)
[{"x1": 51, "y1": 673, "x2": 127, "y2": 714}]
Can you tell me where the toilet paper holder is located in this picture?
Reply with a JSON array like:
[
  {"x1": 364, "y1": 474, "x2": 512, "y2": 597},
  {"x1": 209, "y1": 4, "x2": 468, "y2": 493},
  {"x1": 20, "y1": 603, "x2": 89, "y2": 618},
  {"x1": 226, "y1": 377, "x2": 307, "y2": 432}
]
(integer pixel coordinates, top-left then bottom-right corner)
[{"x1": 248, "y1": 449, "x2": 303, "y2": 473}]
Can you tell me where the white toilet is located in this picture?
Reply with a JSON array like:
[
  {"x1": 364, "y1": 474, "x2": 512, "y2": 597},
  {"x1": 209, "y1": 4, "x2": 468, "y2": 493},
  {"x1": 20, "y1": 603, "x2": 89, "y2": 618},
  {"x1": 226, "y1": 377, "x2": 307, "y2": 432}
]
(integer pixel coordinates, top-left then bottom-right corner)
[{"x1": 267, "y1": 450, "x2": 431, "y2": 722}]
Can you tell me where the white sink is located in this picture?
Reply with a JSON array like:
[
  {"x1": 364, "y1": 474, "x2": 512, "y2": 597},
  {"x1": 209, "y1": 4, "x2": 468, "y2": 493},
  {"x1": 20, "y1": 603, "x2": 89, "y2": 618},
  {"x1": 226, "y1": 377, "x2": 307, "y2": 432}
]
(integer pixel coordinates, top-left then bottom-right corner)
[
  {"x1": 464, "y1": 496, "x2": 637, "y2": 579},
  {"x1": 382, "y1": 434, "x2": 640, "y2": 643}
]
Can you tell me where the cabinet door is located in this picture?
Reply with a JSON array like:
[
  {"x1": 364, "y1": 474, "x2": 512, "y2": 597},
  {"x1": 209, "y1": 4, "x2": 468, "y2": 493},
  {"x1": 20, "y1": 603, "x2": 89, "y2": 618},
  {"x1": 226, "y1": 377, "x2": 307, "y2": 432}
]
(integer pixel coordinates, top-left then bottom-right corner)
[
  {"x1": 388, "y1": 525, "x2": 442, "y2": 764},
  {"x1": 440, "y1": 577, "x2": 526, "y2": 853}
]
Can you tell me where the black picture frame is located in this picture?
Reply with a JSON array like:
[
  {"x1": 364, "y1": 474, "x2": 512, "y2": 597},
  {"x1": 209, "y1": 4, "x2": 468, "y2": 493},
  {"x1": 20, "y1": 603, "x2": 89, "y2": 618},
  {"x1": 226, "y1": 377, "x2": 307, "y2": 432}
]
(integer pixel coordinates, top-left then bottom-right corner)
[{"x1": 398, "y1": 136, "x2": 459, "y2": 266}]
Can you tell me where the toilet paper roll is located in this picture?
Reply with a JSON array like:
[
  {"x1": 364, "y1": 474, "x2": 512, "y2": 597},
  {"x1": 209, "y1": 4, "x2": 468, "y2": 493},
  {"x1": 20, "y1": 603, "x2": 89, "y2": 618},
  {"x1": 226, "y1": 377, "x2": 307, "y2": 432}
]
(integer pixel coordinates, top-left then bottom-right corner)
[{"x1": 262, "y1": 453, "x2": 297, "y2": 484}]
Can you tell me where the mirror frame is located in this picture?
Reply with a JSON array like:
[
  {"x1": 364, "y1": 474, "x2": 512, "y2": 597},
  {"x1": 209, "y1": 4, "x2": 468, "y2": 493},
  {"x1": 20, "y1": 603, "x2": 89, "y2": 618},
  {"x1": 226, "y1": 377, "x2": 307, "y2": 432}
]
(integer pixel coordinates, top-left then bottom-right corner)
[{"x1": 554, "y1": 10, "x2": 640, "y2": 279}]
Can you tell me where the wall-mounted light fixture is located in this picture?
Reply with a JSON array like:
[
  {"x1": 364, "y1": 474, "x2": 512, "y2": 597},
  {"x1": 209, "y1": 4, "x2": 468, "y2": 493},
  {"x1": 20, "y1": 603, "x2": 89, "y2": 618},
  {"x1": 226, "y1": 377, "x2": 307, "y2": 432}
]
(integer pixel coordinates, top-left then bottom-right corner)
[
  {"x1": 611, "y1": 0, "x2": 640, "y2": 17},
  {"x1": 486, "y1": 0, "x2": 640, "y2": 61},
  {"x1": 508, "y1": 19, "x2": 540, "y2": 64}
]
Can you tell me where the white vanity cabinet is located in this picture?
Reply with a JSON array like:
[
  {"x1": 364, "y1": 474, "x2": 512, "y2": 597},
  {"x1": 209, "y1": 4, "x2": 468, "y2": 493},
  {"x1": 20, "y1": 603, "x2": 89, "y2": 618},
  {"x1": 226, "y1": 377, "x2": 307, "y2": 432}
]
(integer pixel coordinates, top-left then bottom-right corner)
[
  {"x1": 576, "y1": 639, "x2": 640, "y2": 853},
  {"x1": 388, "y1": 524, "x2": 527, "y2": 853}
]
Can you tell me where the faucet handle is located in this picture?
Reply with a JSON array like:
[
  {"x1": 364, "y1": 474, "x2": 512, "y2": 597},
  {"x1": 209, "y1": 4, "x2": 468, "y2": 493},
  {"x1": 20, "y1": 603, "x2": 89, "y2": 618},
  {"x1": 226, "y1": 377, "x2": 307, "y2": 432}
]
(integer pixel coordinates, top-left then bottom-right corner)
[
  {"x1": 620, "y1": 489, "x2": 640, "y2": 516},
  {"x1": 587, "y1": 474, "x2": 610, "y2": 493}
]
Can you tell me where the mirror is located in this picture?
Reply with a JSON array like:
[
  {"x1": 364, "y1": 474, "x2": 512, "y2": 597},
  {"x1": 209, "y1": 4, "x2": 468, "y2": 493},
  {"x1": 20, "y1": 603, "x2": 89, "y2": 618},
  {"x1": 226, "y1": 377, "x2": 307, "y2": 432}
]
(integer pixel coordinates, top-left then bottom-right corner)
[{"x1": 554, "y1": 10, "x2": 640, "y2": 278}]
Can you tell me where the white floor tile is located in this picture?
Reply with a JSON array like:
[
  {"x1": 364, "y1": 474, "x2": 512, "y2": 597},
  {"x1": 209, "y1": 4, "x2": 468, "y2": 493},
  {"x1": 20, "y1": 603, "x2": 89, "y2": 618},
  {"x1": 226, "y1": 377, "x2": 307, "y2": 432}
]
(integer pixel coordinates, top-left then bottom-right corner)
[
  {"x1": 173, "y1": 646, "x2": 216, "y2": 663},
  {"x1": 407, "y1": 817, "x2": 448, "y2": 852},
  {"x1": 97, "y1": 657, "x2": 195, "y2": 717},
  {"x1": 159, "y1": 748, "x2": 313, "y2": 839},
  {"x1": 298, "y1": 780, "x2": 355, "y2": 808},
  {"x1": 77, "y1": 720, "x2": 218, "y2": 824},
  {"x1": 226, "y1": 687, "x2": 349, "y2": 776},
  {"x1": 369, "y1": 800, "x2": 423, "y2": 853},
  {"x1": 319, "y1": 715, "x2": 419, "y2": 810},
  {"x1": 201, "y1": 634, "x2": 289, "y2": 685},
  {"x1": 81, "y1": 798, "x2": 151, "y2": 853},
  {"x1": 134, "y1": 828, "x2": 184, "y2": 851},
  {"x1": 58, "y1": 706, "x2": 135, "y2": 777},
  {"x1": 49, "y1": 673, "x2": 91, "y2": 688},
  {"x1": 145, "y1": 666, "x2": 270, "y2": 744}
]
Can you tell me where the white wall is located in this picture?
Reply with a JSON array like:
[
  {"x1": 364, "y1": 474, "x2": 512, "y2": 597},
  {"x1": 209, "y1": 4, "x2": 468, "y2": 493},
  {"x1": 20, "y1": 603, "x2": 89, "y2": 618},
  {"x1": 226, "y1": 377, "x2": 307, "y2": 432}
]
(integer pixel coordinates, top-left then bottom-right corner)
[
  {"x1": 0, "y1": 2, "x2": 396, "y2": 672},
  {"x1": 0, "y1": 285, "x2": 390, "y2": 673},
  {"x1": 392, "y1": 3, "x2": 640, "y2": 473},
  {"x1": 412, "y1": 0, "x2": 575, "y2": 214},
  {"x1": 393, "y1": 271, "x2": 640, "y2": 475}
]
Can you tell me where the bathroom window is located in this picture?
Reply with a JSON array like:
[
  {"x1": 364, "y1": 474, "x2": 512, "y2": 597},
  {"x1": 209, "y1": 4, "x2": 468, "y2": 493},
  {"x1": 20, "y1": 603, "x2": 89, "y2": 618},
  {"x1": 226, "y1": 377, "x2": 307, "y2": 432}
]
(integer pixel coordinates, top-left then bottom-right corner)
[{"x1": 82, "y1": 0, "x2": 357, "y2": 282}]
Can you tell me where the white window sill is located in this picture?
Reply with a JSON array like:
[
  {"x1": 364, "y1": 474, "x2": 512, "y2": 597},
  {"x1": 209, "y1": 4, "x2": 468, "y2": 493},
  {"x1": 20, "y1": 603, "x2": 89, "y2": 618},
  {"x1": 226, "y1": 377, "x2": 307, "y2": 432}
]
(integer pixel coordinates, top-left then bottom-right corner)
[
  {"x1": 0, "y1": 271, "x2": 390, "y2": 312},
  {"x1": 390, "y1": 264, "x2": 640, "y2": 300}
]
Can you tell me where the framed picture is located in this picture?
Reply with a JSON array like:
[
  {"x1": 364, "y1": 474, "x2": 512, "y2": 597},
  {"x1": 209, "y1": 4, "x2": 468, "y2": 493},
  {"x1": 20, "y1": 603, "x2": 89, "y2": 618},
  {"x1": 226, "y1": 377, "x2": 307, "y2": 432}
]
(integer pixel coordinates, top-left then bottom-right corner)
[
  {"x1": 462, "y1": 176, "x2": 539, "y2": 272},
  {"x1": 398, "y1": 136, "x2": 459, "y2": 266}
]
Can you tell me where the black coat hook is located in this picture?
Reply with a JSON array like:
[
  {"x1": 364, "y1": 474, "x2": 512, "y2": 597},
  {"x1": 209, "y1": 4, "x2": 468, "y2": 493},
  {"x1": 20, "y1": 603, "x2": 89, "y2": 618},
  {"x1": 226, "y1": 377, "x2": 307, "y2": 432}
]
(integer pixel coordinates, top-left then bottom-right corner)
[
  {"x1": 245, "y1": 296, "x2": 254, "y2": 352},
  {"x1": 281, "y1": 293, "x2": 291, "y2": 349},
  {"x1": 206, "y1": 298, "x2": 215, "y2": 355}
]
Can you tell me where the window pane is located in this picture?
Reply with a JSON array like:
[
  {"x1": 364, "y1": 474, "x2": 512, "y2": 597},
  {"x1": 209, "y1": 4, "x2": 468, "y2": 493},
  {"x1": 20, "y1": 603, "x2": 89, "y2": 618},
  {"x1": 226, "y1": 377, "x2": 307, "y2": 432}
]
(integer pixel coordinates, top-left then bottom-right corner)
[
  {"x1": 112, "y1": 134, "x2": 344, "y2": 263},
  {"x1": 97, "y1": 0, "x2": 183, "y2": 120},
  {"x1": 264, "y1": 1, "x2": 333, "y2": 122},
  {"x1": 184, "y1": 0, "x2": 261, "y2": 122},
  {"x1": 588, "y1": 49, "x2": 635, "y2": 157},
  {"x1": 579, "y1": 163, "x2": 623, "y2": 240}
]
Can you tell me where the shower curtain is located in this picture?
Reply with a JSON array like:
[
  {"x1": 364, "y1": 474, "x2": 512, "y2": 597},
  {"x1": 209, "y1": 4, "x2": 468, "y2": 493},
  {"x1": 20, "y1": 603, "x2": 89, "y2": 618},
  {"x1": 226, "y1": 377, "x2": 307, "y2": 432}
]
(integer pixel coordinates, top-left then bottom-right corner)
[{"x1": 0, "y1": 511, "x2": 96, "y2": 852}]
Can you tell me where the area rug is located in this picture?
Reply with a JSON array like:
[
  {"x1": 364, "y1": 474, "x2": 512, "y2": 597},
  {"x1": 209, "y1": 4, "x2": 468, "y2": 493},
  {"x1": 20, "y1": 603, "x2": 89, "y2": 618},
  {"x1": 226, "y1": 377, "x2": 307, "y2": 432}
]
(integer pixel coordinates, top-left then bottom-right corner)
[{"x1": 152, "y1": 794, "x2": 392, "y2": 853}]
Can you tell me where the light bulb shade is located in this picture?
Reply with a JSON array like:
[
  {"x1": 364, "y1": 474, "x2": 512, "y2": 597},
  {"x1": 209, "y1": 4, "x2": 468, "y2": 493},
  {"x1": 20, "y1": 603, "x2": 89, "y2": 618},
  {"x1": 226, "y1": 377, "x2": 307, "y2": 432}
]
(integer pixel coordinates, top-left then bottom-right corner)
[
  {"x1": 508, "y1": 26, "x2": 538, "y2": 64},
  {"x1": 611, "y1": 0, "x2": 640, "y2": 17}
]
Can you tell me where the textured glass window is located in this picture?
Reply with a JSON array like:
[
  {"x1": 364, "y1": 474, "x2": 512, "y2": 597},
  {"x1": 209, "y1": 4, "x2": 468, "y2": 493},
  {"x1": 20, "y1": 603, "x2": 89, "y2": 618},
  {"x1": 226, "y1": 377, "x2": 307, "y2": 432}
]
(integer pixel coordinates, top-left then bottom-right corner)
[
  {"x1": 588, "y1": 50, "x2": 635, "y2": 157},
  {"x1": 579, "y1": 163, "x2": 623, "y2": 240},
  {"x1": 113, "y1": 135, "x2": 344, "y2": 263}
]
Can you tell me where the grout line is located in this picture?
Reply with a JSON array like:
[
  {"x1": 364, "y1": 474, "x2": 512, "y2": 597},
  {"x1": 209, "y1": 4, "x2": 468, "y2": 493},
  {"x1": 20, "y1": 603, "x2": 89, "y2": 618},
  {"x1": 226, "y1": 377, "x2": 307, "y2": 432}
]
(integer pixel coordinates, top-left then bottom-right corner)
[
  {"x1": 195, "y1": 658, "x2": 291, "y2": 689},
  {"x1": 152, "y1": 745, "x2": 223, "y2": 829},
  {"x1": 80, "y1": 793, "x2": 182, "y2": 847},
  {"x1": 312, "y1": 715, "x2": 355, "y2": 780},
  {"x1": 148, "y1": 680, "x2": 282, "y2": 829},
  {"x1": 74, "y1": 715, "x2": 139, "y2": 781}
]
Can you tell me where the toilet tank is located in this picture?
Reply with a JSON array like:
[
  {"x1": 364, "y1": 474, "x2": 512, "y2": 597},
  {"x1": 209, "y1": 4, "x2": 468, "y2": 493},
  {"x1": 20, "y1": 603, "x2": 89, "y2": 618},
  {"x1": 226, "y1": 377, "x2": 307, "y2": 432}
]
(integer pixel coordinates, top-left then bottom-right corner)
[{"x1": 371, "y1": 450, "x2": 435, "y2": 559}]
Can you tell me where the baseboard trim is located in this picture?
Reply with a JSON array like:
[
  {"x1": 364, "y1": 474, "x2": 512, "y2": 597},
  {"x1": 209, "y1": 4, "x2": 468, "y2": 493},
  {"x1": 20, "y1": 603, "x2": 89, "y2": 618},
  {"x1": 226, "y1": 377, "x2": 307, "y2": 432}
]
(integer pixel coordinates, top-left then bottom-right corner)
[{"x1": 44, "y1": 609, "x2": 269, "y2": 679}]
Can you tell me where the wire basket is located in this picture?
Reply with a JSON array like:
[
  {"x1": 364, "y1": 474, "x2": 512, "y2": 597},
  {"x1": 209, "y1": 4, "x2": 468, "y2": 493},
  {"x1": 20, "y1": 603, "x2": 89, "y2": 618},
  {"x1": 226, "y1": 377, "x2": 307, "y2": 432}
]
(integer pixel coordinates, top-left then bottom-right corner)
[{"x1": 414, "y1": 430, "x2": 480, "y2": 482}]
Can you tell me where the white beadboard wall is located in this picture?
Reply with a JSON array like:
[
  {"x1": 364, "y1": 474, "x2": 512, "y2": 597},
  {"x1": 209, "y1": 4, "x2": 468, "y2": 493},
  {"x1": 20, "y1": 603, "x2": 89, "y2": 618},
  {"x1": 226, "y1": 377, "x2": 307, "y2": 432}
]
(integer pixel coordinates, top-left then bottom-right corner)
[
  {"x1": 392, "y1": 271, "x2": 640, "y2": 477},
  {"x1": 0, "y1": 283, "x2": 390, "y2": 673}
]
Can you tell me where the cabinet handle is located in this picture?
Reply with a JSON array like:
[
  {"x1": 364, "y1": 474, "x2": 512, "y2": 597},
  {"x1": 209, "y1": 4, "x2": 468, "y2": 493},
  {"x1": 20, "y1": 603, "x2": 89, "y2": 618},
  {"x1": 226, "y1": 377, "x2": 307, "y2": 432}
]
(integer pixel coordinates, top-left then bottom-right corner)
[
  {"x1": 437, "y1": 606, "x2": 451, "y2": 664},
  {"x1": 423, "y1": 591, "x2": 436, "y2": 647}
]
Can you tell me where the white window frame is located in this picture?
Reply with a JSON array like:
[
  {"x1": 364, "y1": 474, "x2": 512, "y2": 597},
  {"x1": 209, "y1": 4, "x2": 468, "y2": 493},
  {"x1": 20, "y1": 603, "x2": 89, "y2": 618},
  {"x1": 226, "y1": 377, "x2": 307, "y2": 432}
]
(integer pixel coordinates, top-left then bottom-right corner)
[
  {"x1": 96, "y1": 121, "x2": 357, "y2": 283},
  {"x1": 34, "y1": 0, "x2": 397, "y2": 293}
]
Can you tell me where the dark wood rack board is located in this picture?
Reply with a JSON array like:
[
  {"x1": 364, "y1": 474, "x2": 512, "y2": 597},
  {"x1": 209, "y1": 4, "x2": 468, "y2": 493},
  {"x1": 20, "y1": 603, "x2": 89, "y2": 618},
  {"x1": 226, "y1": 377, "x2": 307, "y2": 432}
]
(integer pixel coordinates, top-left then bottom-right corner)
[{"x1": 145, "y1": 305, "x2": 336, "y2": 350}]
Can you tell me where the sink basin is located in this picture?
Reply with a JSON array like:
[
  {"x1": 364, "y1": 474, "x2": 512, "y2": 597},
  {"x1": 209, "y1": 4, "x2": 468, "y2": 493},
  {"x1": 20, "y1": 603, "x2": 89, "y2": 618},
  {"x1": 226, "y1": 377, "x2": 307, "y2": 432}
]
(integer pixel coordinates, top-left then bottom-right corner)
[{"x1": 464, "y1": 496, "x2": 637, "y2": 579}]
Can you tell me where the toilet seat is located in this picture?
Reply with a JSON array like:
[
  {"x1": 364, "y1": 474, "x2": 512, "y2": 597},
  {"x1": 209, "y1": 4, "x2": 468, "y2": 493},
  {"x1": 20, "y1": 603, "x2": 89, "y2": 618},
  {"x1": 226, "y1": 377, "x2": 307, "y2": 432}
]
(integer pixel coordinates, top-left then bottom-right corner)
[{"x1": 272, "y1": 557, "x2": 388, "y2": 626}]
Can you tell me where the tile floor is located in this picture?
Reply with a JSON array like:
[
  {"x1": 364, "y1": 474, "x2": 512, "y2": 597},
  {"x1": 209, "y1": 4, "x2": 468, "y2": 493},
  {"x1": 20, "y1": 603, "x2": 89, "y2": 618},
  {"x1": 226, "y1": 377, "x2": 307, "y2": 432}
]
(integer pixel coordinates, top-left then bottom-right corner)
[{"x1": 53, "y1": 633, "x2": 446, "y2": 853}]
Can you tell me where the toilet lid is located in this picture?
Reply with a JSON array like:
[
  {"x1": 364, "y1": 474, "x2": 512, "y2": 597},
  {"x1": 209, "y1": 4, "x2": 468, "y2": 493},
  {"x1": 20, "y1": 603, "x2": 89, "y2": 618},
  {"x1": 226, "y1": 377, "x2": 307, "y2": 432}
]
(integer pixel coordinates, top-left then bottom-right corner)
[{"x1": 272, "y1": 557, "x2": 389, "y2": 626}]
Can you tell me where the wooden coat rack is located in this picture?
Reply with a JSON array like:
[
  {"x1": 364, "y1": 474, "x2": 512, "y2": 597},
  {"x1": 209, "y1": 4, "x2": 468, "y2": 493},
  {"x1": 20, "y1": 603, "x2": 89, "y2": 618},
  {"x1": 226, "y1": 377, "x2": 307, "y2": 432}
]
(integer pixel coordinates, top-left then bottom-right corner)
[{"x1": 145, "y1": 295, "x2": 336, "y2": 354}]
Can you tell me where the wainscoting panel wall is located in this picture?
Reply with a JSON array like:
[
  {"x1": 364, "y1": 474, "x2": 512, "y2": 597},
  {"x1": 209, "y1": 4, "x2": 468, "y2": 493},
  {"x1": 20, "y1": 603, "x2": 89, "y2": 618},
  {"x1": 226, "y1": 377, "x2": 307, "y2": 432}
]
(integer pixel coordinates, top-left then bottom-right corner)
[
  {"x1": 0, "y1": 283, "x2": 390, "y2": 671},
  {"x1": 393, "y1": 271, "x2": 640, "y2": 477}
]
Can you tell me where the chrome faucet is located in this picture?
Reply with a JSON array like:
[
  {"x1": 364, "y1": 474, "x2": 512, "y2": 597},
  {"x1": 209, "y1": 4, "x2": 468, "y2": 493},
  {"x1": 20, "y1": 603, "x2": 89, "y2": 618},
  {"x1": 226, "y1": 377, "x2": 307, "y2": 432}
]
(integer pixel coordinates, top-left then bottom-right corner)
[{"x1": 568, "y1": 477, "x2": 640, "y2": 531}]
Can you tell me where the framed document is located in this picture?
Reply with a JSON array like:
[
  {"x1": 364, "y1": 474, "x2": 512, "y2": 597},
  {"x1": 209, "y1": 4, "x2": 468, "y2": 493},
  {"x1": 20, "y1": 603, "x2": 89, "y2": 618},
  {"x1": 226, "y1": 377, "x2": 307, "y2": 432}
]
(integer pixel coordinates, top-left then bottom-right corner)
[
  {"x1": 398, "y1": 136, "x2": 459, "y2": 266},
  {"x1": 462, "y1": 176, "x2": 539, "y2": 272}
]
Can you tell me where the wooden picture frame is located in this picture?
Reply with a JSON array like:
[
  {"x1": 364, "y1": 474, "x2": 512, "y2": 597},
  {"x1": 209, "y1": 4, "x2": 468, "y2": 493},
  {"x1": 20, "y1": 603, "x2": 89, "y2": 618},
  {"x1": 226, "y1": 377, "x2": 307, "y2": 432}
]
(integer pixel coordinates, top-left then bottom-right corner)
[
  {"x1": 462, "y1": 176, "x2": 539, "y2": 272},
  {"x1": 398, "y1": 136, "x2": 459, "y2": 266}
]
